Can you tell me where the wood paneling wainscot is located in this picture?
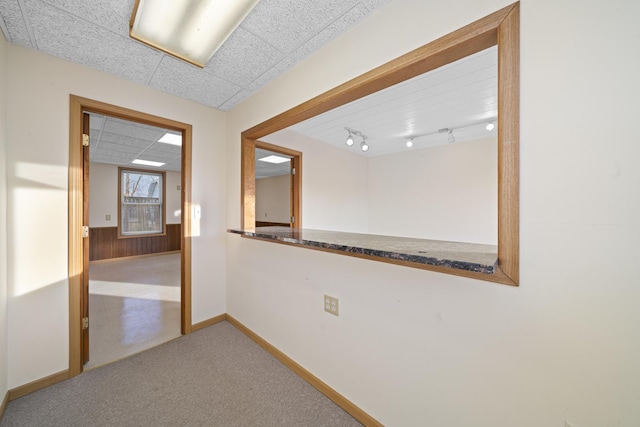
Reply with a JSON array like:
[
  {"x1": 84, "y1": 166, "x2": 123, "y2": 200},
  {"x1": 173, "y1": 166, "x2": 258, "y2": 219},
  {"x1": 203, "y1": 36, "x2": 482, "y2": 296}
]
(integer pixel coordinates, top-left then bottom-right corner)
[{"x1": 89, "y1": 224, "x2": 181, "y2": 261}]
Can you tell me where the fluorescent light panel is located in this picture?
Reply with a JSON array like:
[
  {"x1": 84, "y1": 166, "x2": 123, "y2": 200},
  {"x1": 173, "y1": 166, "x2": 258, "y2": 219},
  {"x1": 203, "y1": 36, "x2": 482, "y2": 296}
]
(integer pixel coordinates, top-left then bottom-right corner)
[
  {"x1": 158, "y1": 132, "x2": 182, "y2": 146},
  {"x1": 133, "y1": 159, "x2": 165, "y2": 167},
  {"x1": 258, "y1": 155, "x2": 290, "y2": 164},
  {"x1": 130, "y1": 0, "x2": 261, "y2": 67}
]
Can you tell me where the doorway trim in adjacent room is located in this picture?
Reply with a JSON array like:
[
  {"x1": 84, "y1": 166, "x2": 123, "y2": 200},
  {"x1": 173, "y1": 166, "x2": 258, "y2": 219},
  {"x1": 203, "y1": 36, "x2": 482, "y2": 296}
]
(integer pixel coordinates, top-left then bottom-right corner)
[{"x1": 68, "y1": 95, "x2": 193, "y2": 377}]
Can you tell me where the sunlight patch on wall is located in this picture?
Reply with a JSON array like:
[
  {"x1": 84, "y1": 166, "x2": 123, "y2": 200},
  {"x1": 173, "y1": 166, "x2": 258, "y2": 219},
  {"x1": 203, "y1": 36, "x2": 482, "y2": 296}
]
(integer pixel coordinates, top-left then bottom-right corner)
[
  {"x1": 11, "y1": 185, "x2": 67, "y2": 297},
  {"x1": 15, "y1": 162, "x2": 67, "y2": 189}
]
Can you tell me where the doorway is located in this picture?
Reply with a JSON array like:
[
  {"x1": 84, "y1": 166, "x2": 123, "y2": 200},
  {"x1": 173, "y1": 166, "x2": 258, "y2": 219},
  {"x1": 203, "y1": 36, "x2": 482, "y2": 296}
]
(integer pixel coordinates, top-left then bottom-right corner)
[
  {"x1": 85, "y1": 112, "x2": 183, "y2": 368},
  {"x1": 247, "y1": 140, "x2": 301, "y2": 229},
  {"x1": 68, "y1": 95, "x2": 193, "y2": 377}
]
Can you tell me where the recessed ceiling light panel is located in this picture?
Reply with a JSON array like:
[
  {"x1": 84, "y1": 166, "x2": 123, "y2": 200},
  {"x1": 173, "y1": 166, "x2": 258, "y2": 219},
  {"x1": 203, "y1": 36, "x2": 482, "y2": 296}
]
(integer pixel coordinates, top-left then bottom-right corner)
[
  {"x1": 258, "y1": 155, "x2": 291, "y2": 164},
  {"x1": 158, "y1": 132, "x2": 182, "y2": 146},
  {"x1": 133, "y1": 159, "x2": 165, "y2": 167},
  {"x1": 130, "y1": 0, "x2": 261, "y2": 67}
]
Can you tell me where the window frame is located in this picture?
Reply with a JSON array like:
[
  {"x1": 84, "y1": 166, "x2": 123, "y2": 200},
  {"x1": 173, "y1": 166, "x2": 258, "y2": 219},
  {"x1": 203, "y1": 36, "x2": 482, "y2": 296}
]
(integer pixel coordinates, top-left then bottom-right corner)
[{"x1": 117, "y1": 167, "x2": 167, "y2": 238}]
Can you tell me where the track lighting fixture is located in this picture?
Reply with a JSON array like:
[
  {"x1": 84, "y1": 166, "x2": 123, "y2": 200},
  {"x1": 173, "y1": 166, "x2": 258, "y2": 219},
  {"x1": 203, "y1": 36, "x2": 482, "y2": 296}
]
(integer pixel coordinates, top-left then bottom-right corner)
[
  {"x1": 344, "y1": 127, "x2": 370, "y2": 152},
  {"x1": 406, "y1": 118, "x2": 497, "y2": 148}
]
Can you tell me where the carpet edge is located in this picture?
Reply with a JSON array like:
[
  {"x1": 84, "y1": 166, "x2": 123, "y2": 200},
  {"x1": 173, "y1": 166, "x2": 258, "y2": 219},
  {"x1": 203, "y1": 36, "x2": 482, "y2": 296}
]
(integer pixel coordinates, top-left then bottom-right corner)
[{"x1": 226, "y1": 314, "x2": 384, "y2": 427}]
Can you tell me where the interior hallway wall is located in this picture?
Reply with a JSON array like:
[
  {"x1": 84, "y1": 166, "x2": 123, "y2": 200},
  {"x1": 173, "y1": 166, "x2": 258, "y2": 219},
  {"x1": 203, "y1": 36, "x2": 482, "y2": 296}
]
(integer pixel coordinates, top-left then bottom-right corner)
[
  {"x1": 5, "y1": 45, "x2": 227, "y2": 389},
  {"x1": 226, "y1": 0, "x2": 640, "y2": 426},
  {"x1": 0, "y1": 29, "x2": 9, "y2": 401}
]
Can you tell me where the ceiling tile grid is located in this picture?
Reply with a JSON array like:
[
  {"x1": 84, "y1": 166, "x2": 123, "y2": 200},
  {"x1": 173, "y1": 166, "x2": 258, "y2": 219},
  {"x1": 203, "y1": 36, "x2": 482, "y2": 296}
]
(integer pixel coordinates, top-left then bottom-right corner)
[
  {"x1": 89, "y1": 114, "x2": 182, "y2": 172},
  {"x1": 150, "y1": 55, "x2": 243, "y2": 108},
  {"x1": 204, "y1": 26, "x2": 285, "y2": 88},
  {"x1": 0, "y1": 0, "x2": 33, "y2": 47},
  {"x1": 0, "y1": 0, "x2": 390, "y2": 111},
  {"x1": 26, "y1": 0, "x2": 162, "y2": 85},
  {"x1": 240, "y1": 0, "x2": 360, "y2": 54}
]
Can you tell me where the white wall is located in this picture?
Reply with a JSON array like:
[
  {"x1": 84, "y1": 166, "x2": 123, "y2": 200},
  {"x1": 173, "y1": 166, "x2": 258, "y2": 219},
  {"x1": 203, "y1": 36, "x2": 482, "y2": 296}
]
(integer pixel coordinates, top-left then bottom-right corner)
[
  {"x1": 0, "y1": 29, "x2": 9, "y2": 401},
  {"x1": 256, "y1": 175, "x2": 290, "y2": 223},
  {"x1": 227, "y1": 1, "x2": 640, "y2": 426},
  {"x1": 263, "y1": 129, "x2": 369, "y2": 232},
  {"x1": 368, "y1": 137, "x2": 497, "y2": 244},
  {"x1": 89, "y1": 163, "x2": 182, "y2": 227},
  {"x1": 6, "y1": 45, "x2": 227, "y2": 388}
]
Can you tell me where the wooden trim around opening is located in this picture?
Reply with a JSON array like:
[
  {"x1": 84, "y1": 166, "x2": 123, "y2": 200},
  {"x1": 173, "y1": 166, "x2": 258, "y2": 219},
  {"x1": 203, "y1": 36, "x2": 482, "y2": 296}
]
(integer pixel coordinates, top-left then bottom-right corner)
[
  {"x1": 68, "y1": 95, "x2": 193, "y2": 377},
  {"x1": 242, "y1": 140, "x2": 302, "y2": 230},
  {"x1": 226, "y1": 315, "x2": 383, "y2": 427},
  {"x1": 240, "y1": 2, "x2": 519, "y2": 286}
]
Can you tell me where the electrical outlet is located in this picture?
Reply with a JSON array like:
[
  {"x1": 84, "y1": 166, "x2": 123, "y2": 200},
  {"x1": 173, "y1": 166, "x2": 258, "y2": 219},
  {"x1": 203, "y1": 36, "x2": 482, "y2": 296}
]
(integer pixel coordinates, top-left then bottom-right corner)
[
  {"x1": 105, "y1": 214, "x2": 111, "y2": 221},
  {"x1": 324, "y1": 295, "x2": 339, "y2": 316}
]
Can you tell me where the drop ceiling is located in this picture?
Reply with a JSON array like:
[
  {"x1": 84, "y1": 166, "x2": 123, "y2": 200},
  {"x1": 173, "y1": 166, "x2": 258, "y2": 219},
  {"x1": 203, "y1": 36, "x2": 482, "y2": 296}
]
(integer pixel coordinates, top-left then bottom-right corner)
[
  {"x1": 0, "y1": 0, "x2": 390, "y2": 111},
  {"x1": 1, "y1": 1, "x2": 497, "y2": 173},
  {"x1": 89, "y1": 113, "x2": 182, "y2": 172}
]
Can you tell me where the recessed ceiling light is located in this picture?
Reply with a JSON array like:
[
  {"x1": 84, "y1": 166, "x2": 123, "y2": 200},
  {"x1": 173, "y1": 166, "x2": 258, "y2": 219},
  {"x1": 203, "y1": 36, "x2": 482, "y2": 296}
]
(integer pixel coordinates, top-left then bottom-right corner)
[
  {"x1": 130, "y1": 0, "x2": 261, "y2": 67},
  {"x1": 258, "y1": 155, "x2": 290, "y2": 164},
  {"x1": 133, "y1": 159, "x2": 165, "y2": 167},
  {"x1": 158, "y1": 132, "x2": 182, "y2": 146}
]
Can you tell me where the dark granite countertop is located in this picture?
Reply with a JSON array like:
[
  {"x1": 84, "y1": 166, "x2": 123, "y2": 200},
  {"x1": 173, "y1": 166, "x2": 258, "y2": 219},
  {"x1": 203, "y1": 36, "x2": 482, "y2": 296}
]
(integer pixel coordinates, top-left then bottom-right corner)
[{"x1": 228, "y1": 227, "x2": 497, "y2": 274}]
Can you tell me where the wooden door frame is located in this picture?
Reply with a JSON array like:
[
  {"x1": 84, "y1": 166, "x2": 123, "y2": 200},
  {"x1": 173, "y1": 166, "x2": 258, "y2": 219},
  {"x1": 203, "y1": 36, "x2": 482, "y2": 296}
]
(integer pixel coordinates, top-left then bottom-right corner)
[
  {"x1": 243, "y1": 139, "x2": 302, "y2": 229},
  {"x1": 68, "y1": 95, "x2": 193, "y2": 377}
]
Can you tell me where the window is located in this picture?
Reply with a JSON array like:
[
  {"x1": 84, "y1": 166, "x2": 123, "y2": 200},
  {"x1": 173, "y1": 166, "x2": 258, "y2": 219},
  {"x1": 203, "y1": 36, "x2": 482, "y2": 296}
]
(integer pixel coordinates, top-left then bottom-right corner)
[{"x1": 118, "y1": 168, "x2": 166, "y2": 237}]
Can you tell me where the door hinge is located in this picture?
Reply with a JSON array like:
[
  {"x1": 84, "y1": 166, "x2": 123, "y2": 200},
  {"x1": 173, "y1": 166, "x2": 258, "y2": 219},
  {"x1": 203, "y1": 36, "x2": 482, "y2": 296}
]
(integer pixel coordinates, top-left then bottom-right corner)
[
  {"x1": 291, "y1": 167, "x2": 296, "y2": 175},
  {"x1": 82, "y1": 317, "x2": 89, "y2": 330},
  {"x1": 82, "y1": 133, "x2": 89, "y2": 146},
  {"x1": 82, "y1": 226, "x2": 89, "y2": 238},
  {"x1": 291, "y1": 216, "x2": 295, "y2": 223}
]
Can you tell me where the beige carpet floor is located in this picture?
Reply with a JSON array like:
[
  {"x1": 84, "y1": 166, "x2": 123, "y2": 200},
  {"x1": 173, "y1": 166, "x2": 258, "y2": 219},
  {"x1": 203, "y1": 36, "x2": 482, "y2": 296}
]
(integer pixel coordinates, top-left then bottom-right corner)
[{"x1": 1, "y1": 321, "x2": 362, "y2": 427}]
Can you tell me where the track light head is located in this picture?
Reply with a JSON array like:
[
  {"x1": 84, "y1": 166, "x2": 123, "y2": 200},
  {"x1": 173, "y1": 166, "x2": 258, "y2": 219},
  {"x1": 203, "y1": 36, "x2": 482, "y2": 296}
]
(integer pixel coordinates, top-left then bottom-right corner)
[
  {"x1": 486, "y1": 122, "x2": 495, "y2": 131},
  {"x1": 447, "y1": 129, "x2": 455, "y2": 143},
  {"x1": 360, "y1": 138, "x2": 369, "y2": 152},
  {"x1": 345, "y1": 131, "x2": 354, "y2": 147},
  {"x1": 406, "y1": 138, "x2": 414, "y2": 148}
]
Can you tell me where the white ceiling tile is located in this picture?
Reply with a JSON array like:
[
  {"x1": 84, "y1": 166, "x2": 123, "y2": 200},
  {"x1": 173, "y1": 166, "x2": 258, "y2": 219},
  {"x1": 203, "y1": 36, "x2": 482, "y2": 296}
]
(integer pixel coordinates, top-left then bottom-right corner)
[
  {"x1": 251, "y1": 55, "x2": 297, "y2": 90},
  {"x1": 39, "y1": 0, "x2": 134, "y2": 37},
  {"x1": 96, "y1": 141, "x2": 145, "y2": 154},
  {"x1": 288, "y1": 3, "x2": 370, "y2": 61},
  {"x1": 206, "y1": 26, "x2": 285, "y2": 87},
  {"x1": 103, "y1": 118, "x2": 165, "y2": 141},
  {"x1": 360, "y1": 0, "x2": 393, "y2": 12},
  {"x1": 27, "y1": 0, "x2": 161, "y2": 85},
  {"x1": 150, "y1": 56, "x2": 242, "y2": 108},
  {"x1": 0, "y1": 0, "x2": 33, "y2": 46},
  {"x1": 218, "y1": 88, "x2": 255, "y2": 111},
  {"x1": 241, "y1": 0, "x2": 359, "y2": 54},
  {"x1": 1, "y1": 0, "x2": 390, "y2": 110}
]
